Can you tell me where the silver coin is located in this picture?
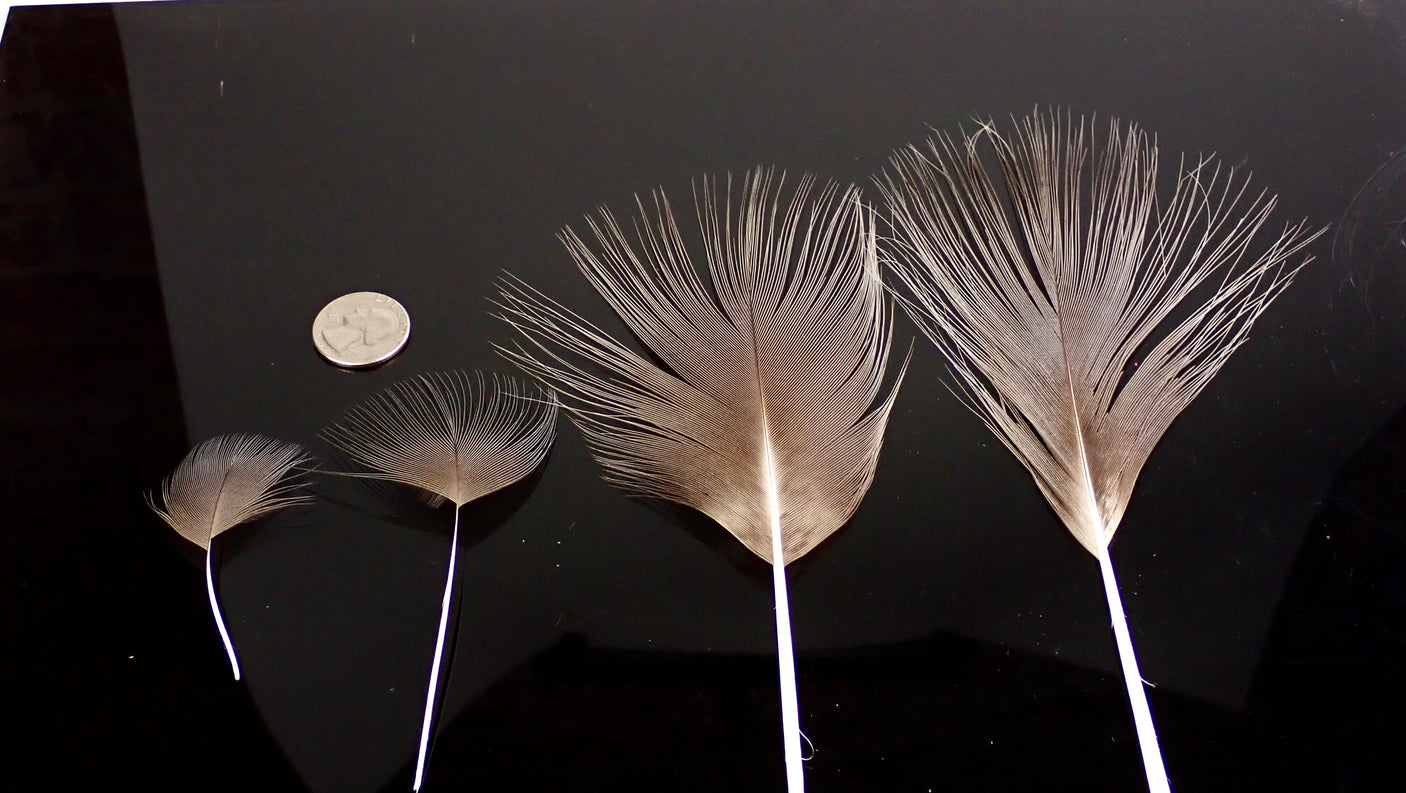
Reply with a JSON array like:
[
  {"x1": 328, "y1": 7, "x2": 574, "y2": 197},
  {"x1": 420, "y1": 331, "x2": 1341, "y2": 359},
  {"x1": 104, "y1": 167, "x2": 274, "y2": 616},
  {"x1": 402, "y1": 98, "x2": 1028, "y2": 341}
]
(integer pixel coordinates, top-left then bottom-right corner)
[{"x1": 312, "y1": 292, "x2": 411, "y2": 368}]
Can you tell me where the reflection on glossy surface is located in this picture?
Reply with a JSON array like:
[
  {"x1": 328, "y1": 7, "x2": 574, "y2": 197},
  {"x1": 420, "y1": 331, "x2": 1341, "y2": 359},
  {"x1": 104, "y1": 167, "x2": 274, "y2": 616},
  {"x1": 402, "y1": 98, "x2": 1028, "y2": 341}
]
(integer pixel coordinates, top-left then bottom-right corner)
[
  {"x1": 5, "y1": 1, "x2": 1406, "y2": 791},
  {"x1": 2, "y1": 7, "x2": 300, "y2": 791},
  {"x1": 1251, "y1": 402, "x2": 1406, "y2": 791}
]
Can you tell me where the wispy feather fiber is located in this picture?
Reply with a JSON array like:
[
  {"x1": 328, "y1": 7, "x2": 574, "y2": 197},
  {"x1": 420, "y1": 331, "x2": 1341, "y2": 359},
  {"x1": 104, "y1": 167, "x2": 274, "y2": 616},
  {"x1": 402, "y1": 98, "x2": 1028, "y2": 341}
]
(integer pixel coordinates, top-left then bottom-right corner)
[
  {"x1": 321, "y1": 370, "x2": 557, "y2": 508},
  {"x1": 879, "y1": 110, "x2": 1323, "y2": 555},
  {"x1": 498, "y1": 168, "x2": 904, "y2": 565}
]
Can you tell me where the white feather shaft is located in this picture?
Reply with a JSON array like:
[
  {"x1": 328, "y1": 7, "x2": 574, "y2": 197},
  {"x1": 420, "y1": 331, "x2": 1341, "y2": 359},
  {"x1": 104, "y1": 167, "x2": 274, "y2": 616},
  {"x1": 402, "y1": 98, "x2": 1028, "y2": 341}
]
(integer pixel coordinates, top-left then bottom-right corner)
[
  {"x1": 413, "y1": 507, "x2": 460, "y2": 792},
  {"x1": 205, "y1": 546, "x2": 241, "y2": 681},
  {"x1": 764, "y1": 423, "x2": 805, "y2": 793},
  {"x1": 1098, "y1": 549, "x2": 1170, "y2": 793}
]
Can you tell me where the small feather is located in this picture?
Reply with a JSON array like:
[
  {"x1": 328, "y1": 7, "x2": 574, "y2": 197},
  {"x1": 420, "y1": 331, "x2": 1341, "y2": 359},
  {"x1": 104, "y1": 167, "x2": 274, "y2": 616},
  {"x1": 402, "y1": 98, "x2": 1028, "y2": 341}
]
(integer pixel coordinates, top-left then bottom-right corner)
[
  {"x1": 149, "y1": 433, "x2": 314, "y2": 550},
  {"x1": 147, "y1": 433, "x2": 313, "y2": 682}
]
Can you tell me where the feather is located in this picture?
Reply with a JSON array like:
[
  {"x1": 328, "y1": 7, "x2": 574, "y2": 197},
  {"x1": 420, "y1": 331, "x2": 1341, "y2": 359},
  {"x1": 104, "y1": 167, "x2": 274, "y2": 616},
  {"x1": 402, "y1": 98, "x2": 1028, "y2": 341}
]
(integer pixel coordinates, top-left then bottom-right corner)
[
  {"x1": 876, "y1": 109, "x2": 1325, "y2": 792},
  {"x1": 496, "y1": 168, "x2": 906, "y2": 793},
  {"x1": 147, "y1": 433, "x2": 314, "y2": 681},
  {"x1": 321, "y1": 370, "x2": 557, "y2": 792}
]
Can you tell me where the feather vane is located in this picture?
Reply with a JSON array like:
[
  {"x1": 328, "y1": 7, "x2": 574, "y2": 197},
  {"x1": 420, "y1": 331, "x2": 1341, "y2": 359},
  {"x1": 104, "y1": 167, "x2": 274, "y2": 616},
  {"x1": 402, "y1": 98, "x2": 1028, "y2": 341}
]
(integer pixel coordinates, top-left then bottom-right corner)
[
  {"x1": 150, "y1": 433, "x2": 313, "y2": 550},
  {"x1": 498, "y1": 169, "x2": 904, "y2": 565},
  {"x1": 880, "y1": 111, "x2": 1321, "y2": 554}
]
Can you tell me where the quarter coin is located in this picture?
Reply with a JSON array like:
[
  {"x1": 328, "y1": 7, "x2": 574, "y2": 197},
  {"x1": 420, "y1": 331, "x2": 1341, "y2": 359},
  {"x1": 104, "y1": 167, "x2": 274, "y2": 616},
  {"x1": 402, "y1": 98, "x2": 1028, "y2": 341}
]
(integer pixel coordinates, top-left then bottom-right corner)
[{"x1": 312, "y1": 291, "x2": 411, "y2": 368}]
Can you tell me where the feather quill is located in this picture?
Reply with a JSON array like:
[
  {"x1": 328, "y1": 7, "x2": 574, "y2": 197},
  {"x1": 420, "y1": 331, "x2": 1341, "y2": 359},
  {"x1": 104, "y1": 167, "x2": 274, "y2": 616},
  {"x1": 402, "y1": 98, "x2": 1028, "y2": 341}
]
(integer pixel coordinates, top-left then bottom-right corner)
[
  {"x1": 321, "y1": 370, "x2": 556, "y2": 792},
  {"x1": 877, "y1": 109, "x2": 1325, "y2": 792},
  {"x1": 147, "y1": 433, "x2": 314, "y2": 681},
  {"x1": 496, "y1": 168, "x2": 905, "y2": 793}
]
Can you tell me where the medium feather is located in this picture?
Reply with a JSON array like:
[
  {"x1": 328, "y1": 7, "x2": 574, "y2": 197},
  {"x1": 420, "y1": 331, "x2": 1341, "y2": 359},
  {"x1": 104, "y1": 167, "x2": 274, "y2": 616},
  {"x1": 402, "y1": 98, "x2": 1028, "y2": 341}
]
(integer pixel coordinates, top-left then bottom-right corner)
[
  {"x1": 877, "y1": 108, "x2": 1325, "y2": 793},
  {"x1": 496, "y1": 168, "x2": 905, "y2": 793},
  {"x1": 321, "y1": 369, "x2": 556, "y2": 792}
]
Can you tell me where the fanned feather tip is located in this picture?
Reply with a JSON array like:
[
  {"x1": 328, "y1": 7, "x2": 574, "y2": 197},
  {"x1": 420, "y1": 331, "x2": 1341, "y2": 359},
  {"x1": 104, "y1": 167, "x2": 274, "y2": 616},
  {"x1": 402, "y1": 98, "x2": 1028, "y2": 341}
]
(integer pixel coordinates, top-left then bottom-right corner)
[
  {"x1": 878, "y1": 109, "x2": 1324, "y2": 555},
  {"x1": 496, "y1": 168, "x2": 906, "y2": 565},
  {"x1": 877, "y1": 107, "x2": 1325, "y2": 793},
  {"x1": 320, "y1": 370, "x2": 558, "y2": 509},
  {"x1": 148, "y1": 433, "x2": 315, "y2": 550}
]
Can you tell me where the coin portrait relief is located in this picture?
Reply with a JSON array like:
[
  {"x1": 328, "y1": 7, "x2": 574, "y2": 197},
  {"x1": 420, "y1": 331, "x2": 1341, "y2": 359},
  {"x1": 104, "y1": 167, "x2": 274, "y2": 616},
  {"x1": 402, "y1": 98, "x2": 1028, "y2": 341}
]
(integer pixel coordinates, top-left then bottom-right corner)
[{"x1": 312, "y1": 292, "x2": 411, "y2": 368}]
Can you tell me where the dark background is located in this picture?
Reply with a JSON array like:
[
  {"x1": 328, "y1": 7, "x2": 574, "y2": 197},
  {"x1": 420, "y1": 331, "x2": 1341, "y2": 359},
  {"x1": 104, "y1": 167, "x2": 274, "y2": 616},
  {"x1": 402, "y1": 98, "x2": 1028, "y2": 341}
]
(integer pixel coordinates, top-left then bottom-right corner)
[{"x1": 3, "y1": 1, "x2": 1405, "y2": 791}]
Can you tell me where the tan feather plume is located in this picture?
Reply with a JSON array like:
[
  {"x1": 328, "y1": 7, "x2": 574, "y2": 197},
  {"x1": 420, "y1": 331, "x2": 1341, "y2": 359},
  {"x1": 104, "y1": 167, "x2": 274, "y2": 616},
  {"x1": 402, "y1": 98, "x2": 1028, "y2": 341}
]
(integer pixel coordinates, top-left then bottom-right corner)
[
  {"x1": 322, "y1": 370, "x2": 557, "y2": 510},
  {"x1": 321, "y1": 370, "x2": 556, "y2": 792},
  {"x1": 497, "y1": 168, "x2": 906, "y2": 793},
  {"x1": 148, "y1": 433, "x2": 315, "y2": 680},
  {"x1": 877, "y1": 109, "x2": 1325, "y2": 792}
]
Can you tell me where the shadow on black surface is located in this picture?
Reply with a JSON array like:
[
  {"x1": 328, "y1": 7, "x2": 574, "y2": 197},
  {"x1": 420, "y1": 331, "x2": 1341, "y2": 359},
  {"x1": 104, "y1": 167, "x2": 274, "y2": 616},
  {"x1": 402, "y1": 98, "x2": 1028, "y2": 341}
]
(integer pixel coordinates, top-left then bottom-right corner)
[
  {"x1": 308, "y1": 440, "x2": 553, "y2": 742},
  {"x1": 1, "y1": 6, "x2": 305, "y2": 792},
  {"x1": 1248, "y1": 401, "x2": 1406, "y2": 792},
  {"x1": 407, "y1": 629, "x2": 1294, "y2": 792},
  {"x1": 408, "y1": 406, "x2": 1406, "y2": 793},
  {"x1": 308, "y1": 442, "x2": 551, "y2": 547}
]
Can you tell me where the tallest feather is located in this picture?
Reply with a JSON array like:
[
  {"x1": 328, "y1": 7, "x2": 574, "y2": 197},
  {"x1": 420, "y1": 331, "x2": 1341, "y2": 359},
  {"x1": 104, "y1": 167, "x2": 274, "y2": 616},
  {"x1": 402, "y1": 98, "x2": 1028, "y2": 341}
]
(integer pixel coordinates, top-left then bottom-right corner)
[
  {"x1": 880, "y1": 111, "x2": 1321, "y2": 555},
  {"x1": 878, "y1": 109, "x2": 1324, "y2": 792}
]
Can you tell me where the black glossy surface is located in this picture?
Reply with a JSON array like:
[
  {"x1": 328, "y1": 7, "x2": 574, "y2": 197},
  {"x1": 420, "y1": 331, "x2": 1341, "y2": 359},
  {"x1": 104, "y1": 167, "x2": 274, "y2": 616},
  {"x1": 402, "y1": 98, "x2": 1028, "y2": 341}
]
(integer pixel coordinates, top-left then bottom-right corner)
[{"x1": 4, "y1": 2, "x2": 1405, "y2": 791}]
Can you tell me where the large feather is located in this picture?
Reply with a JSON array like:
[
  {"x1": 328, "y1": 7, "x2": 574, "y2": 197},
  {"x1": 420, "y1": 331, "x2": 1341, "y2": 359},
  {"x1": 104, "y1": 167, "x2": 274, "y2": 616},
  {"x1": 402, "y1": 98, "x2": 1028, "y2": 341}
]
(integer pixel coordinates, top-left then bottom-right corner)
[
  {"x1": 497, "y1": 168, "x2": 905, "y2": 793},
  {"x1": 148, "y1": 433, "x2": 314, "y2": 680},
  {"x1": 877, "y1": 109, "x2": 1325, "y2": 792},
  {"x1": 321, "y1": 370, "x2": 556, "y2": 792}
]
